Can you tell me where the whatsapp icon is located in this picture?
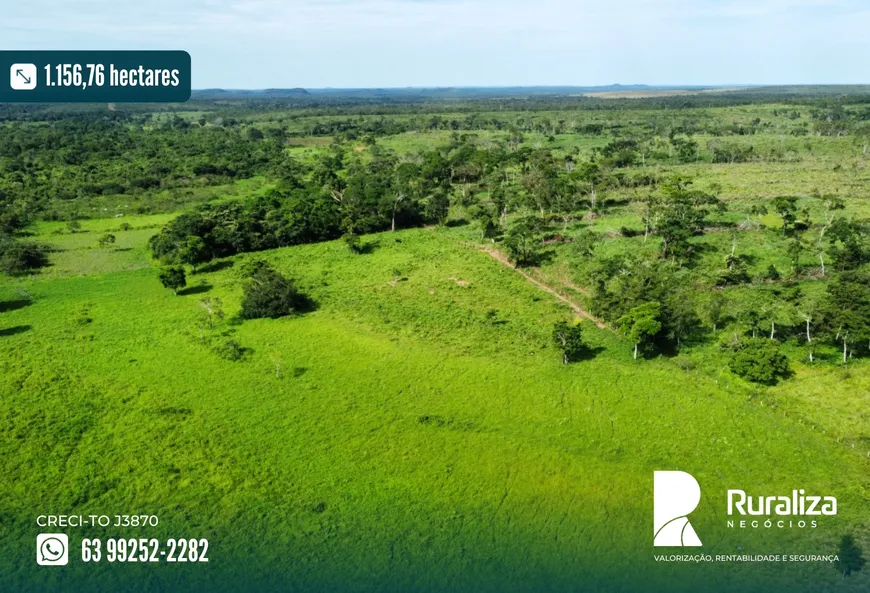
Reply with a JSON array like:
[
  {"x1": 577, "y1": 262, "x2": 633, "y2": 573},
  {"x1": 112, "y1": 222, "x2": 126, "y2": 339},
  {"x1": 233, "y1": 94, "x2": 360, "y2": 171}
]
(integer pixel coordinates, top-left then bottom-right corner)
[{"x1": 36, "y1": 534, "x2": 68, "y2": 566}]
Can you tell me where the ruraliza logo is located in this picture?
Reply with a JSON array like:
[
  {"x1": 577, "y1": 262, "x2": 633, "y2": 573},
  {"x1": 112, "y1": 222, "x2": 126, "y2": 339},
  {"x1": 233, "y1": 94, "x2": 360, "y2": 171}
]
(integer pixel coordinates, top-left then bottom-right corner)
[{"x1": 654, "y1": 471, "x2": 702, "y2": 547}]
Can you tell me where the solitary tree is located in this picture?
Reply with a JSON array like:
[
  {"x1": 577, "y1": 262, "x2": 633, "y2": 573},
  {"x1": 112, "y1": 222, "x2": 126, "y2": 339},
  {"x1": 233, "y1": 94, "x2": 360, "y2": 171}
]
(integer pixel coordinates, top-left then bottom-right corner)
[
  {"x1": 552, "y1": 321, "x2": 585, "y2": 364},
  {"x1": 551, "y1": 176, "x2": 583, "y2": 230},
  {"x1": 158, "y1": 266, "x2": 187, "y2": 295},
  {"x1": 240, "y1": 261, "x2": 308, "y2": 319},
  {"x1": 798, "y1": 293, "x2": 822, "y2": 363},
  {"x1": 617, "y1": 302, "x2": 662, "y2": 360},
  {"x1": 728, "y1": 338, "x2": 790, "y2": 384},
  {"x1": 772, "y1": 196, "x2": 799, "y2": 235},
  {"x1": 468, "y1": 204, "x2": 499, "y2": 240},
  {"x1": 98, "y1": 233, "x2": 116, "y2": 248},
  {"x1": 198, "y1": 297, "x2": 224, "y2": 327},
  {"x1": 835, "y1": 534, "x2": 866, "y2": 578}
]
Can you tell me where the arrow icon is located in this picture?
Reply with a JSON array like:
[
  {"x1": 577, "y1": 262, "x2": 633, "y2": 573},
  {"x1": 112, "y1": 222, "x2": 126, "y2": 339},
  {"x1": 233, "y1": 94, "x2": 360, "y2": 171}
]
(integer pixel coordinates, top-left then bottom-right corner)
[{"x1": 9, "y1": 63, "x2": 37, "y2": 91}]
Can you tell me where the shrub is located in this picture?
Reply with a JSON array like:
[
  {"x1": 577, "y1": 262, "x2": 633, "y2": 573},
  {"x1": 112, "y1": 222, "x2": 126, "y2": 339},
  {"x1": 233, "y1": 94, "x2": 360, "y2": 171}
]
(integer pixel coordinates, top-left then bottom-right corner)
[
  {"x1": 214, "y1": 338, "x2": 246, "y2": 361},
  {"x1": 717, "y1": 257, "x2": 751, "y2": 286},
  {"x1": 240, "y1": 261, "x2": 308, "y2": 319},
  {"x1": 572, "y1": 230, "x2": 598, "y2": 258},
  {"x1": 343, "y1": 232, "x2": 362, "y2": 253},
  {"x1": 0, "y1": 239, "x2": 49, "y2": 275},
  {"x1": 674, "y1": 356, "x2": 696, "y2": 371},
  {"x1": 158, "y1": 266, "x2": 187, "y2": 295},
  {"x1": 762, "y1": 265, "x2": 781, "y2": 282},
  {"x1": 728, "y1": 338, "x2": 790, "y2": 384}
]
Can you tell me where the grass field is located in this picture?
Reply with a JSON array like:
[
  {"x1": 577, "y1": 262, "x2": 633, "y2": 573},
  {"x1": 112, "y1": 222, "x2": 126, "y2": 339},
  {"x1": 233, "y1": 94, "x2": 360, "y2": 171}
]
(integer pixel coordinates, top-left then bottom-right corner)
[
  {"x1": 2, "y1": 213, "x2": 869, "y2": 592},
  {"x1": 3, "y1": 95, "x2": 870, "y2": 592}
]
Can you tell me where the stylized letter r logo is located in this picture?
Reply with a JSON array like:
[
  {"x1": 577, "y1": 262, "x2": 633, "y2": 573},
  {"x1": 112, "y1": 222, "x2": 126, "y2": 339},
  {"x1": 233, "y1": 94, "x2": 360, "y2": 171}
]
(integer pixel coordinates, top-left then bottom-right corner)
[{"x1": 654, "y1": 471, "x2": 702, "y2": 547}]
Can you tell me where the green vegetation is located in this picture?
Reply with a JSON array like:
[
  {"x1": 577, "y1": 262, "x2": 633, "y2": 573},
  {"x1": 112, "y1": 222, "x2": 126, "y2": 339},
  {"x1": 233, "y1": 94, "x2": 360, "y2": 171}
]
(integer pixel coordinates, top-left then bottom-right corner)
[
  {"x1": 837, "y1": 534, "x2": 867, "y2": 578},
  {"x1": 2, "y1": 90, "x2": 870, "y2": 592},
  {"x1": 0, "y1": 237, "x2": 48, "y2": 275},
  {"x1": 239, "y1": 260, "x2": 310, "y2": 319},
  {"x1": 551, "y1": 320, "x2": 586, "y2": 364},
  {"x1": 727, "y1": 337, "x2": 791, "y2": 384},
  {"x1": 158, "y1": 265, "x2": 187, "y2": 295},
  {"x1": 618, "y1": 302, "x2": 663, "y2": 360}
]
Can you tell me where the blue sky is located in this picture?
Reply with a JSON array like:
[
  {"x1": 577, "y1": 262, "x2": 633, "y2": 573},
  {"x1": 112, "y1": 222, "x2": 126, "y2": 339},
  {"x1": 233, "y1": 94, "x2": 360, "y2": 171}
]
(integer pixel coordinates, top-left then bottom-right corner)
[{"x1": 3, "y1": 0, "x2": 868, "y2": 88}]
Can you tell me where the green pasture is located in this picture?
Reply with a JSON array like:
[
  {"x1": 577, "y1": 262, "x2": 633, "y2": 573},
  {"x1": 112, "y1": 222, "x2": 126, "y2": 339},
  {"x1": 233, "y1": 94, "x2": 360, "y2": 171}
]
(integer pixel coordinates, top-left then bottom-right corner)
[{"x1": 2, "y1": 221, "x2": 868, "y2": 592}]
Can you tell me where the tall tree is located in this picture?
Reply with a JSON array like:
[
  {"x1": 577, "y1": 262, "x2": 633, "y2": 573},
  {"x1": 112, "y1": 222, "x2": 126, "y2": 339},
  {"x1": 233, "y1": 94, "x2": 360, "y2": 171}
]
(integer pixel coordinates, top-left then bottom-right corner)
[
  {"x1": 617, "y1": 302, "x2": 663, "y2": 360},
  {"x1": 503, "y1": 216, "x2": 545, "y2": 267},
  {"x1": 822, "y1": 272, "x2": 870, "y2": 363},
  {"x1": 552, "y1": 321, "x2": 586, "y2": 364},
  {"x1": 815, "y1": 195, "x2": 845, "y2": 276},
  {"x1": 390, "y1": 161, "x2": 421, "y2": 232},
  {"x1": 654, "y1": 175, "x2": 724, "y2": 261},
  {"x1": 772, "y1": 196, "x2": 799, "y2": 235},
  {"x1": 158, "y1": 266, "x2": 187, "y2": 295},
  {"x1": 704, "y1": 293, "x2": 727, "y2": 333},
  {"x1": 573, "y1": 161, "x2": 604, "y2": 215},
  {"x1": 798, "y1": 292, "x2": 823, "y2": 363},
  {"x1": 664, "y1": 292, "x2": 701, "y2": 350}
]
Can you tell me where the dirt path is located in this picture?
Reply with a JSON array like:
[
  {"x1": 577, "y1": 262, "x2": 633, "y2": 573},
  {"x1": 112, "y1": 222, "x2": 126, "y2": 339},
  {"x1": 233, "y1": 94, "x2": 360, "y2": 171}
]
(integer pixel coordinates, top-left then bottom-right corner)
[
  {"x1": 536, "y1": 261, "x2": 591, "y2": 297},
  {"x1": 481, "y1": 247, "x2": 609, "y2": 330}
]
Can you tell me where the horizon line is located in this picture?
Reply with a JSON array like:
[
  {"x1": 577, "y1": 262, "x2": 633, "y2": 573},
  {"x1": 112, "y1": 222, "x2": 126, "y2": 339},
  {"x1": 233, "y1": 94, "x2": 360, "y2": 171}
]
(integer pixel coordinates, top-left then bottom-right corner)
[{"x1": 189, "y1": 83, "x2": 870, "y2": 92}]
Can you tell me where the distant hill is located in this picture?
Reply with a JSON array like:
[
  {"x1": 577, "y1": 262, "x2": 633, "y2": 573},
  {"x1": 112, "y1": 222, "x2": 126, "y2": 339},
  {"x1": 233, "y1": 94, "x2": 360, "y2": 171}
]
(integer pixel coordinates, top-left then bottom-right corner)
[
  {"x1": 192, "y1": 85, "x2": 719, "y2": 100},
  {"x1": 189, "y1": 84, "x2": 870, "y2": 103},
  {"x1": 193, "y1": 88, "x2": 310, "y2": 98},
  {"x1": 262, "y1": 88, "x2": 310, "y2": 96}
]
